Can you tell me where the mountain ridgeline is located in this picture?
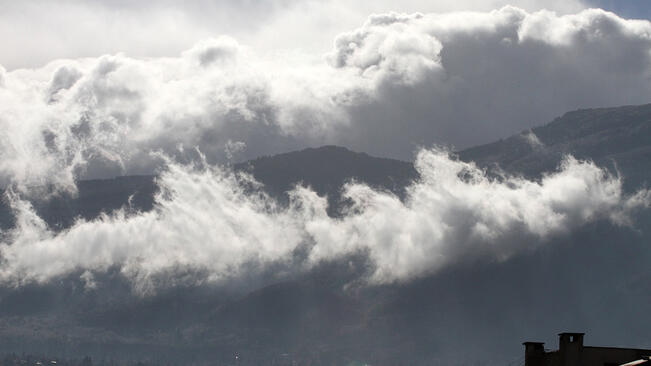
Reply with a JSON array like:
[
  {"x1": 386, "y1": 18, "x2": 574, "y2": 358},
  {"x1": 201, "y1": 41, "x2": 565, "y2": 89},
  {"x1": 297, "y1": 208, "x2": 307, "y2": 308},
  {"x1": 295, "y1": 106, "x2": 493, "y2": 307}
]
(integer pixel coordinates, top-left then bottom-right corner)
[
  {"x1": 3, "y1": 103, "x2": 650, "y2": 229},
  {"x1": 459, "y1": 103, "x2": 651, "y2": 190},
  {"x1": 0, "y1": 146, "x2": 418, "y2": 230}
]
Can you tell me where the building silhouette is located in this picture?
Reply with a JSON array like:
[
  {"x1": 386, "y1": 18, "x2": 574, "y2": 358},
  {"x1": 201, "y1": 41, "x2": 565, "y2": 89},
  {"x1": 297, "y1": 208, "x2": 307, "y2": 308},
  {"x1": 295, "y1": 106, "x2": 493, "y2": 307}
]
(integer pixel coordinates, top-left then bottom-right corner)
[{"x1": 523, "y1": 333, "x2": 651, "y2": 366}]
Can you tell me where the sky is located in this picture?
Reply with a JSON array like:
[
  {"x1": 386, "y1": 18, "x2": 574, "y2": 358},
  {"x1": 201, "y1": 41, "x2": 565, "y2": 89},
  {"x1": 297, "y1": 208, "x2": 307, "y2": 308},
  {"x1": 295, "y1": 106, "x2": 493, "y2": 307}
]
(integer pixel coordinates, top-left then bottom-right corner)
[
  {"x1": 0, "y1": 0, "x2": 588, "y2": 70},
  {"x1": 0, "y1": 0, "x2": 648, "y2": 71},
  {"x1": 588, "y1": 0, "x2": 651, "y2": 20}
]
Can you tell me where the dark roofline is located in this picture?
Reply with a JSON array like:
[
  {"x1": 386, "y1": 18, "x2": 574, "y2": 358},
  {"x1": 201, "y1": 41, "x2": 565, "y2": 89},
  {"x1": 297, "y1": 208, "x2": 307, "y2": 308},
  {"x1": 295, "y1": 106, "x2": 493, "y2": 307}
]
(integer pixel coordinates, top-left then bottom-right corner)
[{"x1": 583, "y1": 346, "x2": 651, "y2": 353}]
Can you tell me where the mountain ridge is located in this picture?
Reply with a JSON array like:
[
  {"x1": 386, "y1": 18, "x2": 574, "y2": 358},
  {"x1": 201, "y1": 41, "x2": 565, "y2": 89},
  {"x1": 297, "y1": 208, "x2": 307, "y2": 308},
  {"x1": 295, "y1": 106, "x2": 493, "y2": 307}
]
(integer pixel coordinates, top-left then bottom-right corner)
[{"x1": 2, "y1": 102, "x2": 650, "y2": 230}]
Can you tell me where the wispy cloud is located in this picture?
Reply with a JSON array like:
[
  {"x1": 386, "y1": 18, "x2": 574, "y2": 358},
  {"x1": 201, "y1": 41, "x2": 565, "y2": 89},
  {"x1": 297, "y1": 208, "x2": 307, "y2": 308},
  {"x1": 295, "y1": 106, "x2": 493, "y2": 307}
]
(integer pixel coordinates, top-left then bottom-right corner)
[{"x1": 1, "y1": 149, "x2": 647, "y2": 293}]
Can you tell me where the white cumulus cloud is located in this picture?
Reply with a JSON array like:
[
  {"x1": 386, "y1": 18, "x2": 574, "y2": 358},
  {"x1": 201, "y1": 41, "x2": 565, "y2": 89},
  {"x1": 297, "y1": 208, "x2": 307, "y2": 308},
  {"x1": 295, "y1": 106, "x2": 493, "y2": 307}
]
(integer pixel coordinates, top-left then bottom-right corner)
[{"x1": 2, "y1": 7, "x2": 651, "y2": 193}]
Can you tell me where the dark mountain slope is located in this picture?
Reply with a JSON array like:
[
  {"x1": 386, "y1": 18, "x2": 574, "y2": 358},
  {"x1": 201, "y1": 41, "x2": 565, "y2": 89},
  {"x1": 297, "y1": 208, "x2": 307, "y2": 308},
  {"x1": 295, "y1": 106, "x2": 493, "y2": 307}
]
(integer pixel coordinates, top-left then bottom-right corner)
[
  {"x1": 234, "y1": 145, "x2": 418, "y2": 213},
  {"x1": 0, "y1": 146, "x2": 416, "y2": 230},
  {"x1": 458, "y1": 104, "x2": 651, "y2": 190},
  {"x1": 3, "y1": 102, "x2": 650, "y2": 230},
  {"x1": 0, "y1": 175, "x2": 156, "y2": 231}
]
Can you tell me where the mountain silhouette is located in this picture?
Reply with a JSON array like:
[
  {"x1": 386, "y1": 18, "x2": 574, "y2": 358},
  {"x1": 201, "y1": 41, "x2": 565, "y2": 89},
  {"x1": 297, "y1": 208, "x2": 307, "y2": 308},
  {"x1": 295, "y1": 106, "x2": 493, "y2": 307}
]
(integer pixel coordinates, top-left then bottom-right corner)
[{"x1": 3, "y1": 103, "x2": 650, "y2": 229}]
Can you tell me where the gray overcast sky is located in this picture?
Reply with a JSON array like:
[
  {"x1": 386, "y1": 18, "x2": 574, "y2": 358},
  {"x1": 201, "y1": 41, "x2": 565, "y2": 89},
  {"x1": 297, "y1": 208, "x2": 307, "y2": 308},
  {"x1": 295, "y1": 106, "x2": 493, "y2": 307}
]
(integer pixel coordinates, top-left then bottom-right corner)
[{"x1": 0, "y1": 0, "x2": 590, "y2": 70}]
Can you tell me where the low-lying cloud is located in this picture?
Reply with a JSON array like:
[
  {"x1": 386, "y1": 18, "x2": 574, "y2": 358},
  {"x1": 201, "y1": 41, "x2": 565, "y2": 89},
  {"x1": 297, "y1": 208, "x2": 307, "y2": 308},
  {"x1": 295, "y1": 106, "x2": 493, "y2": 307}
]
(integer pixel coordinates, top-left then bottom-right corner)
[{"x1": 1, "y1": 149, "x2": 647, "y2": 293}]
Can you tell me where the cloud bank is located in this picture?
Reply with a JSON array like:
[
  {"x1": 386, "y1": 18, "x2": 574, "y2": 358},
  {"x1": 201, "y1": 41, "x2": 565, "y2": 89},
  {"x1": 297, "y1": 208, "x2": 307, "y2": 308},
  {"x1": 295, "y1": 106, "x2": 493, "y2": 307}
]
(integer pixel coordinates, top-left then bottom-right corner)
[
  {"x1": 1, "y1": 6, "x2": 651, "y2": 292},
  {"x1": 1, "y1": 149, "x2": 648, "y2": 293},
  {"x1": 2, "y1": 7, "x2": 651, "y2": 193}
]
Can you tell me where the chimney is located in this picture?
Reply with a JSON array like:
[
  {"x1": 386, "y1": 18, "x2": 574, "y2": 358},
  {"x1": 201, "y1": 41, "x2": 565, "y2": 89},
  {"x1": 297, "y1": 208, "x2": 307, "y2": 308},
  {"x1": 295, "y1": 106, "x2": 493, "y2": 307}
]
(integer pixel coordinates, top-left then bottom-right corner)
[
  {"x1": 559, "y1": 332, "x2": 584, "y2": 366},
  {"x1": 523, "y1": 342, "x2": 546, "y2": 366}
]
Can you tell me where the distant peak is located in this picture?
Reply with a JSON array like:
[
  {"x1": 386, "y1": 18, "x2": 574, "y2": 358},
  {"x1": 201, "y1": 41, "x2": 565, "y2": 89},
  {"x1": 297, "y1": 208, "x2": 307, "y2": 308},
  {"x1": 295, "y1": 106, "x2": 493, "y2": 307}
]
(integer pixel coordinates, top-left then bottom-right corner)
[{"x1": 304, "y1": 145, "x2": 355, "y2": 153}]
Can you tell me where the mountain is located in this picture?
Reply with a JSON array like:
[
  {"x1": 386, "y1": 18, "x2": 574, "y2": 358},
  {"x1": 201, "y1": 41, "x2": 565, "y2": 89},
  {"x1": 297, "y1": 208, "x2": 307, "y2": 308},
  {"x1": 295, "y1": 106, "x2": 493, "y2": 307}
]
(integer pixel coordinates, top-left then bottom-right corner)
[
  {"x1": 0, "y1": 146, "x2": 417, "y2": 230},
  {"x1": 0, "y1": 103, "x2": 650, "y2": 365},
  {"x1": 233, "y1": 145, "x2": 418, "y2": 215},
  {"x1": 458, "y1": 104, "x2": 651, "y2": 190},
  {"x1": 4, "y1": 104, "x2": 650, "y2": 231},
  {"x1": 0, "y1": 175, "x2": 157, "y2": 231}
]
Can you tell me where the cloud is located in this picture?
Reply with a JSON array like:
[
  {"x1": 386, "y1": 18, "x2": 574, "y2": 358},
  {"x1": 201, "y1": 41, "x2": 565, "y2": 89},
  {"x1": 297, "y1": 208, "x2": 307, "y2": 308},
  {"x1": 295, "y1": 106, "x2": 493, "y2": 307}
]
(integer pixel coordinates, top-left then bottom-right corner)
[
  {"x1": 0, "y1": 6, "x2": 650, "y2": 293},
  {"x1": 301, "y1": 150, "x2": 650, "y2": 282},
  {"x1": 330, "y1": 7, "x2": 651, "y2": 158},
  {"x1": 0, "y1": 158, "x2": 306, "y2": 294},
  {"x1": 182, "y1": 37, "x2": 241, "y2": 67},
  {"x1": 0, "y1": 148, "x2": 647, "y2": 293},
  {"x1": 2, "y1": 7, "x2": 651, "y2": 192},
  {"x1": 0, "y1": 0, "x2": 587, "y2": 70}
]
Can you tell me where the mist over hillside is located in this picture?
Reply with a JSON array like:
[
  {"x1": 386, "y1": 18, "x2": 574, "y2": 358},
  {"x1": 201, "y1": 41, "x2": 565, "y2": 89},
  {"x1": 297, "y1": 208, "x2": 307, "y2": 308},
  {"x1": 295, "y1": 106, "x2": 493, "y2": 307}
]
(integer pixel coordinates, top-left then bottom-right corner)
[
  {"x1": 4, "y1": 103, "x2": 649, "y2": 229},
  {"x1": 0, "y1": 103, "x2": 649, "y2": 365}
]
